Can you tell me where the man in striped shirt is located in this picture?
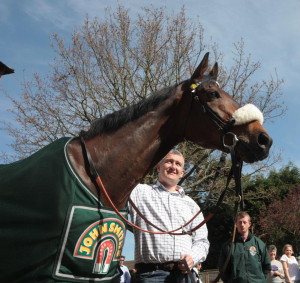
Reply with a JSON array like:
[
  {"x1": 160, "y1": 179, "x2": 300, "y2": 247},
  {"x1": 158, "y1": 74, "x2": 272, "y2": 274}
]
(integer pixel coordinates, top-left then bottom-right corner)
[{"x1": 129, "y1": 150, "x2": 210, "y2": 282}]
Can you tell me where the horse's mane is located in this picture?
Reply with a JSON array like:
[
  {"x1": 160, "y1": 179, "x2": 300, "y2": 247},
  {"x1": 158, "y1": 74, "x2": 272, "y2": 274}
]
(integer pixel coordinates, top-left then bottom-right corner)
[{"x1": 80, "y1": 85, "x2": 176, "y2": 138}]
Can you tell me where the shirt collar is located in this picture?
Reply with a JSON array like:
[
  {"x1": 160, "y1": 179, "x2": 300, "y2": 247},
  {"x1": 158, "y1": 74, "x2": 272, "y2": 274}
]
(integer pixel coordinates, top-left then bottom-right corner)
[{"x1": 155, "y1": 181, "x2": 185, "y2": 196}]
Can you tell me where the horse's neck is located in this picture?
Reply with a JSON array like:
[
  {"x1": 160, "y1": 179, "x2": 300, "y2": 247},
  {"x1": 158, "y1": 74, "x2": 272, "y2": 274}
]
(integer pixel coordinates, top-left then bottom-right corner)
[{"x1": 69, "y1": 87, "x2": 190, "y2": 208}]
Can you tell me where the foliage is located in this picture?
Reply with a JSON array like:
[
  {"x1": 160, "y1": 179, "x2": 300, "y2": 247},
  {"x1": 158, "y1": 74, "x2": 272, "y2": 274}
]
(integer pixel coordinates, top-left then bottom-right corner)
[
  {"x1": 205, "y1": 163, "x2": 300, "y2": 268},
  {"x1": 241, "y1": 163, "x2": 300, "y2": 224},
  {"x1": 239, "y1": 163, "x2": 300, "y2": 255},
  {"x1": 259, "y1": 185, "x2": 300, "y2": 255}
]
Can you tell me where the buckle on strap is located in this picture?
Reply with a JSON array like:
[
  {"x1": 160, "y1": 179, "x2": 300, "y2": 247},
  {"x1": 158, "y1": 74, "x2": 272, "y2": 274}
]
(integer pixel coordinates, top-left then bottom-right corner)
[{"x1": 223, "y1": 132, "x2": 238, "y2": 149}]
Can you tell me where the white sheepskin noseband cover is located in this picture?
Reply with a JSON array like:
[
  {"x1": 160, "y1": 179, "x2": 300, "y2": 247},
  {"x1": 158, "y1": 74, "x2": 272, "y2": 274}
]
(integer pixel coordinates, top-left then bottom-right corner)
[{"x1": 232, "y1": 104, "x2": 264, "y2": 125}]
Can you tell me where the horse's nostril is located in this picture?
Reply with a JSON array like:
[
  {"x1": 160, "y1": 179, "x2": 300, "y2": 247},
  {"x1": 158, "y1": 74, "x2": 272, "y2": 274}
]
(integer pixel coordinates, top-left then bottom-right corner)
[{"x1": 258, "y1": 132, "x2": 273, "y2": 147}]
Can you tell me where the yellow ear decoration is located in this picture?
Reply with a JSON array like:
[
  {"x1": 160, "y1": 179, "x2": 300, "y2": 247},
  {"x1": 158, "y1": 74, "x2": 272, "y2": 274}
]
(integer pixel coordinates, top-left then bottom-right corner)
[
  {"x1": 190, "y1": 84, "x2": 197, "y2": 92},
  {"x1": 190, "y1": 81, "x2": 203, "y2": 92}
]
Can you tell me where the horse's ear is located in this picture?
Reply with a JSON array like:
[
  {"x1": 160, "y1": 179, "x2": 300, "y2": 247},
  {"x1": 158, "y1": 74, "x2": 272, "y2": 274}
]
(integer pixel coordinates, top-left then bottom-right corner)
[
  {"x1": 209, "y1": 62, "x2": 218, "y2": 80},
  {"x1": 191, "y1": 52, "x2": 209, "y2": 82}
]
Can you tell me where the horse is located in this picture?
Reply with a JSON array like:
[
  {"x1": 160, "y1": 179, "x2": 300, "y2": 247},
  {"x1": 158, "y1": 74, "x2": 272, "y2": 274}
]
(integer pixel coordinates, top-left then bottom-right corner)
[{"x1": 0, "y1": 52, "x2": 272, "y2": 282}]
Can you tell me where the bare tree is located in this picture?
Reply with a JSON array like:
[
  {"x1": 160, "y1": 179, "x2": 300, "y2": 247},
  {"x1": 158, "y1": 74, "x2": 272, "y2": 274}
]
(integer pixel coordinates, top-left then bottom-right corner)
[{"x1": 2, "y1": 5, "x2": 285, "y2": 203}]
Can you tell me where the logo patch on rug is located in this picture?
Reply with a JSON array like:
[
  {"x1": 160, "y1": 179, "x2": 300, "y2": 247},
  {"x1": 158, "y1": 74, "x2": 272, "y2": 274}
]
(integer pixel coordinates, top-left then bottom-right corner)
[{"x1": 54, "y1": 205, "x2": 126, "y2": 282}]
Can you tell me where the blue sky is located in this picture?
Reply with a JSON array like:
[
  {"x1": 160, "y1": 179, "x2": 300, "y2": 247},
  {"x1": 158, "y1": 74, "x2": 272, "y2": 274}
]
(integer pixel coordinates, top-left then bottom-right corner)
[{"x1": 1, "y1": 0, "x2": 300, "y2": 260}]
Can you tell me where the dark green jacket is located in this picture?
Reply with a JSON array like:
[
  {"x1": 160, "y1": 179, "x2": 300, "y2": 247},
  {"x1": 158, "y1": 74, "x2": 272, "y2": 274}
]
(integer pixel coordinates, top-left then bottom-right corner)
[{"x1": 218, "y1": 232, "x2": 271, "y2": 283}]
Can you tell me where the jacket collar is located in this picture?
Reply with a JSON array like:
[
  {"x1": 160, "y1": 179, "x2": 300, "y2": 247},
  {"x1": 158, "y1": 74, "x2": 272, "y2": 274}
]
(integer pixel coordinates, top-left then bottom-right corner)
[{"x1": 236, "y1": 231, "x2": 253, "y2": 242}]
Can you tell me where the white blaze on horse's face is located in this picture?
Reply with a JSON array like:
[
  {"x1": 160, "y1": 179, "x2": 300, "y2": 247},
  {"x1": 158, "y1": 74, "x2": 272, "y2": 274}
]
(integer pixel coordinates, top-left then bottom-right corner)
[{"x1": 232, "y1": 104, "x2": 264, "y2": 126}]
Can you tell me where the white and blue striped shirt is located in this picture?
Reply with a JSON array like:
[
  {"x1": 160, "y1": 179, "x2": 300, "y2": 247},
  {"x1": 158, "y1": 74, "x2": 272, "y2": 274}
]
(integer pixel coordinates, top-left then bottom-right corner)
[{"x1": 129, "y1": 181, "x2": 209, "y2": 265}]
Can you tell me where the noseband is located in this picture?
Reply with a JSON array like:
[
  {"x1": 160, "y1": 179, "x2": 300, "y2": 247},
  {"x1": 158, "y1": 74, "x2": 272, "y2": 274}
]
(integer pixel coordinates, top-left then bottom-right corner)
[{"x1": 188, "y1": 78, "x2": 244, "y2": 204}]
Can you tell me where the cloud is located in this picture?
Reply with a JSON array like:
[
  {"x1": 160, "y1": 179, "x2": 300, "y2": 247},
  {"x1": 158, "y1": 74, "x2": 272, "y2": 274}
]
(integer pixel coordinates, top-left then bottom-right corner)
[
  {"x1": 20, "y1": 0, "x2": 124, "y2": 33},
  {"x1": 21, "y1": 0, "x2": 74, "y2": 32}
]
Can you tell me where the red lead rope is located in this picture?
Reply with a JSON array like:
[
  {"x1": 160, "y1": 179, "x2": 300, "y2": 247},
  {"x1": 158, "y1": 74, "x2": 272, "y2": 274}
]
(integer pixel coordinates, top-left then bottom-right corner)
[
  {"x1": 95, "y1": 174, "x2": 212, "y2": 235},
  {"x1": 80, "y1": 136, "x2": 217, "y2": 235}
]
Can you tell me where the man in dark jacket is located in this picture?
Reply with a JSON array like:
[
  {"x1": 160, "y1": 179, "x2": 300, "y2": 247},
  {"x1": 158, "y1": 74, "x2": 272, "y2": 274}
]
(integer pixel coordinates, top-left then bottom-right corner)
[{"x1": 218, "y1": 211, "x2": 271, "y2": 283}]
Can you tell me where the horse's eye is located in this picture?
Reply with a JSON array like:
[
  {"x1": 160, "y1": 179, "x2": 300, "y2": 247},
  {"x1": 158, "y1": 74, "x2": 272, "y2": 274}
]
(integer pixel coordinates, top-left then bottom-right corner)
[{"x1": 207, "y1": 91, "x2": 220, "y2": 100}]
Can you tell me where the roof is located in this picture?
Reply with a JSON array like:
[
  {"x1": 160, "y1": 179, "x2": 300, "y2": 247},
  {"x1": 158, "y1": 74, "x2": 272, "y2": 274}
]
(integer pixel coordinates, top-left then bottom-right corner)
[{"x1": 0, "y1": 61, "x2": 14, "y2": 76}]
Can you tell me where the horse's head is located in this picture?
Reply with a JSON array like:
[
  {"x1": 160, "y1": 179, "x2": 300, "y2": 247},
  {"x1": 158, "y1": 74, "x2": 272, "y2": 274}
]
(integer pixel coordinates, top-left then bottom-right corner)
[{"x1": 183, "y1": 52, "x2": 272, "y2": 163}]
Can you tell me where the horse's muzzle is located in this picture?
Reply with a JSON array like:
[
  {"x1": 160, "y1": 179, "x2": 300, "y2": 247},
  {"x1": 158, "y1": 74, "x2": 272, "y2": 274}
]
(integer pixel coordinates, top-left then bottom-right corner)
[
  {"x1": 236, "y1": 131, "x2": 273, "y2": 163},
  {"x1": 257, "y1": 132, "x2": 273, "y2": 150}
]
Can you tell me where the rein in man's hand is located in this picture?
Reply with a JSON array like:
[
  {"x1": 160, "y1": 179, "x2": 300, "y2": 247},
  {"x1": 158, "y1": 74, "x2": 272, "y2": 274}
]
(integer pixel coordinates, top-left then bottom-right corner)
[{"x1": 178, "y1": 254, "x2": 194, "y2": 273}]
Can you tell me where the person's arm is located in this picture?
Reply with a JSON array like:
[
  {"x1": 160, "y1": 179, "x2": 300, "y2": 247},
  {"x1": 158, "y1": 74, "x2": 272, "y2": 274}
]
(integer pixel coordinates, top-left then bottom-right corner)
[
  {"x1": 273, "y1": 270, "x2": 285, "y2": 279},
  {"x1": 125, "y1": 267, "x2": 131, "y2": 283},
  {"x1": 177, "y1": 202, "x2": 209, "y2": 273},
  {"x1": 281, "y1": 260, "x2": 292, "y2": 283},
  {"x1": 218, "y1": 243, "x2": 231, "y2": 282},
  {"x1": 278, "y1": 262, "x2": 286, "y2": 280},
  {"x1": 261, "y1": 244, "x2": 271, "y2": 279},
  {"x1": 127, "y1": 185, "x2": 140, "y2": 227},
  {"x1": 189, "y1": 204, "x2": 210, "y2": 265},
  {"x1": 271, "y1": 262, "x2": 285, "y2": 279}
]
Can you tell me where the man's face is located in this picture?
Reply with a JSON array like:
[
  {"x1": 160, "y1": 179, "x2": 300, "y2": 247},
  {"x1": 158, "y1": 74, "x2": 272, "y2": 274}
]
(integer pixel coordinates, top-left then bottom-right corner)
[
  {"x1": 119, "y1": 257, "x2": 125, "y2": 266},
  {"x1": 235, "y1": 216, "x2": 251, "y2": 234},
  {"x1": 157, "y1": 153, "x2": 185, "y2": 188}
]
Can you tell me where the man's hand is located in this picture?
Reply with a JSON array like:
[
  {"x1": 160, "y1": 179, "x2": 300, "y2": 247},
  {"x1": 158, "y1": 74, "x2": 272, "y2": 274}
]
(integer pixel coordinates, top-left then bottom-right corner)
[{"x1": 178, "y1": 254, "x2": 194, "y2": 273}]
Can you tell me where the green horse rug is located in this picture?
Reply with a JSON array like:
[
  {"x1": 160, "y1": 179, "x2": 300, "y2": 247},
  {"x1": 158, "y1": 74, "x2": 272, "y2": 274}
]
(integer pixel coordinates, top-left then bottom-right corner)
[{"x1": 0, "y1": 137, "x2": 127, "y2": 282}]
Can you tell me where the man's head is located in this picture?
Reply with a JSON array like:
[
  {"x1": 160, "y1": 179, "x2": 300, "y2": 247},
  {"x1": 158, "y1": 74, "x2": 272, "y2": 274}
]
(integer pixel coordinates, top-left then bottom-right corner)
[
  {"x1": 235, "y1": 211, "x2": 251, "y2": 236},
  {"x1": 156, "y1": 150, "x2": 185, "y2": 190},
  {"x1": 119, "y1": 255, "x2": 125, "y2": 266}
]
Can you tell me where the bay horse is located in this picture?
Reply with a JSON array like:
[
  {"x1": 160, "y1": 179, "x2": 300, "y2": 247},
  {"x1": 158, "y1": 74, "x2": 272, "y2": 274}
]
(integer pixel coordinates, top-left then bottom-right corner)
[{"x1": 0, "y1": 53, "x2": 272, "y2": 282}]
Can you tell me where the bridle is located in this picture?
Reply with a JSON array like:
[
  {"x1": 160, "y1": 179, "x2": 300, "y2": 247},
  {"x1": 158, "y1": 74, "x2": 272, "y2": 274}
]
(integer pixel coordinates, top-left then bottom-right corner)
[
  {"x1": 79, "y1": 78, "x2": 244, "y2": 236},
  {"x1": 188, "y1": 78, "x2": 237, "y2": 139},
  {"x1": 188, "y1": 79, "x2": 245, "y2": 283}
]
